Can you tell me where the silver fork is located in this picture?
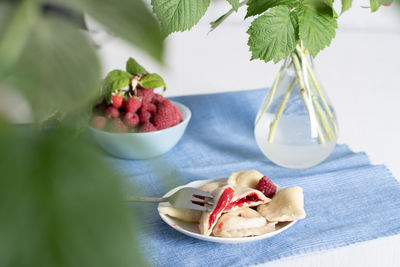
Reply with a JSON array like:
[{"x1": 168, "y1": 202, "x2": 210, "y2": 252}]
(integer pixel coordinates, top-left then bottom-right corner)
[{"x1": 126, "y1": 187, "x2": 215, "y2": 212}]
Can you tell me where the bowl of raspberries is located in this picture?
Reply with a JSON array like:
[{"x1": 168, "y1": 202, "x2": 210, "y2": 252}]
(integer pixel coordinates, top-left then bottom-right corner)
[{"x1": 89, "y1": 58, "x2": 191, "y2": 159}]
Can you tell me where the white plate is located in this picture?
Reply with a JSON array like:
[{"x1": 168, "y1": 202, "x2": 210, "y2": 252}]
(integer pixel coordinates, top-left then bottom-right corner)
[{"x1": 158, "y1": 178, "x2": 297, "y2": 244}]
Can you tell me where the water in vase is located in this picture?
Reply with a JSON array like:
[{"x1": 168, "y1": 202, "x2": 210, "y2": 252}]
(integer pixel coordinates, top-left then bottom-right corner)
[{"x1": 254, "y1": 112, "x2": 337, "y2": 169}]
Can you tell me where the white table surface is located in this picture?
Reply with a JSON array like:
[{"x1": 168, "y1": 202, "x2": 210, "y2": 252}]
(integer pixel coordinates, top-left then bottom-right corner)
[{"x1": 97, "y1": 1, "x2": 400, "y2": 266}]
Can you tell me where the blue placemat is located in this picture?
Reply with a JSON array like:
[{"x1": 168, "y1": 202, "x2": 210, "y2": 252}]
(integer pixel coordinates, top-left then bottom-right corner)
[{"x1": 106, "y1": 89, "x2": 400, "y2": 267}]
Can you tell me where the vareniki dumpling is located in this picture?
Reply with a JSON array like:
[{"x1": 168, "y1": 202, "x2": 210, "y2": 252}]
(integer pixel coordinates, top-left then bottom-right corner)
[
  {"x1": 199, "y1": 185, "x2": 235, "y2": 236},
  {"x1": 199, "y1": 182, "x2": 226, "y2": 193},
  {"x1": 212, "y1": 208, "x2": 277, "y2": 238},
  {"x1": 158, "y1": 205, "x2": 202, "y2": 223},
  {"x1": 227, "y1": 170, "x2": 264, "y2": 189},
  {"x1": 224, "y1": 186, "x2": 270, "y2": 212},
  {"x1": 257, "y1": 186, "x2": 306, "y2": 222}
]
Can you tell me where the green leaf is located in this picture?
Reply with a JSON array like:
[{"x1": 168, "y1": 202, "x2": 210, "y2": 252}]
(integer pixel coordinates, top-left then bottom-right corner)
[
  {"x1": 0, "y1": 1, "x2": 38, "y2": 78},
  {"x1": 71, "y1": 0, "x2": 163, "y2": 61},
  {"x1": 140, "y1": 73, "x2": 166, "y2": 91},
  {"x1": 298, "y1": 1, "x2": 338, "y2": 57},
  {"x1": 104, "y1": 70, "x2": 131, "y2": 92},
  {"x1": 341, "y1": 0, "x2": 353, "y2": 14},
  {"x1": 370, "y1": 0, "x2": 387, "y2": 12},
  {"x1": 0, "y1": 122, "x2": 146, "y2": 267},
  {"x1": 102, "y1": 70, "x2": 131, "y2": 103},
  {"x1": 126, "y1": 57, "x2": 147, "y2": 76},
  {"x1": 246, "y1": 0, "x2": 295, "y2": 18},
  {"x1": 247, "y1": 6, "x2": 298, "y2": 63},
  {"x1": 227, "y1": 0, "x2": 240, "y2": 11},
  {"x1": 9, "y1": 15, "x2": 101, "y2": 122},
  {"x1": 323, "y1": 0, "x2": 339, "y2": 17},
  {"x1": 151, "y1": 0, "x2": 211, "y2": 35},
  {"x1": 210, "y1": 0, "x2": 248, "y2": 32}
]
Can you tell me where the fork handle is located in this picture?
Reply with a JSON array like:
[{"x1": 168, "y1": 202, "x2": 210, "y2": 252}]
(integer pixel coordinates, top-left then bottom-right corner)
[{"x1": 126, "y1": 195, "x2": 167, "y2": 203}]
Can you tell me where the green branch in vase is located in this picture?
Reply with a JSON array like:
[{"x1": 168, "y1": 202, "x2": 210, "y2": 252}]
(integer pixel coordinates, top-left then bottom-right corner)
[
  {"x1": 297, "y1": 46, "x2": 339, "y2": 137},
  {"x1": 267, "y1": 77, "x2": 296, "y2": 143},
  {"x1": 291, "y1": 50, "x2": 328, "y2": 144},
  {"x1": 255, "y1": 65, "x2": 284, "y2": 126}
]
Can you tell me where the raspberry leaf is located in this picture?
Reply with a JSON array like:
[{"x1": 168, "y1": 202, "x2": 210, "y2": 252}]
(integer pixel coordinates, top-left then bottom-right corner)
[
  {"x1": 210, "y1": 0, "x2": 247, "y2": 32},
  {"x1": 10, "y1": 16, "x2": 101, "y2": 121},
  {"x1": 0, "y1": 123, "x2": 146, "y2": 267},
  {"x1": 227, "y1": 0, "x2": 240, "y2": 11},
  {"x1": 126, "y1": 57, "x2": 147, "y2": 76},
  {"x1": 140, "y1": 73, "x2": 167, "y2": 92},
  {"x1": 151, "y1": 0, "x2": 210, "y2": 35},
  {"x1": 69, "y1": 0, "x2": 163, "y2": 61},
  {"x1": 370, "y1": 0, "x2": 387, "y2": 12},
  {"x1": 298, "y1": 1, "x2": 337, "y2": 57},
  {"x1": 341, "y1": 0, "x2": 353, "y2": 14},
  {"x1": 247, "y1": 6, "x2": 298, "y2": 63},
  {"x1": 246, "y1": 0, "x2": 296, "y2": 18}
]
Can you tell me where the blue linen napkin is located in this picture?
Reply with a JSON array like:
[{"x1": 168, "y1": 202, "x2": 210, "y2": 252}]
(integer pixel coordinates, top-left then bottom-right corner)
[{"x1": 107, "y1": 89, "x2": 400, "y2": 267}]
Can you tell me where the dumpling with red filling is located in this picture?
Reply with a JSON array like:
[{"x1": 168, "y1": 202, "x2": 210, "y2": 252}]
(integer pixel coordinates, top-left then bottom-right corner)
[
  {"x1": 224, "y1": 186, "x2": 270, "y2": 212},
  {"x1": 199, "y1": 185, "x2": 235, "y2": 236}
]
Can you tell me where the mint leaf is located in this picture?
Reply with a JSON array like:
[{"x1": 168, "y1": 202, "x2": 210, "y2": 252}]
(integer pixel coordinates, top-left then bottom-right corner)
[
  {"x1": 246, "y1": 0, "x2": 295, "y2": 18},
  {"x1": 247, "y1": 6, "x2": 298, "y2": 63},
  {"x1": 126, "y1": 57, "x2": 147, "y2": 76},
  {"x1": 151, "y1": 0, "x2": 210, "y2": 35},
  {"x1": 298, "y1": 2, "x2": 337, "y2": 57},
  {"x1": 71, "y1": 0, "x2": 163, "y2": 61},
  {"x1": 140, "y1": 73, "x2": 166, "y2": 91},
  {"x1": 104, "y1": 70, "x2": 131, "y2": 92},
  {"x1": 227, "y1": 0, "x2": 240, "y2": 11},
  {"x1": 341, "y1": 0, "x2": 353, "y2": 14},
  {"x1": 102, "y1": 70, "x2": 131, "y2": 103},
  {"x1": 370, "y1": 0, "x2": 387, "y2": 12}
]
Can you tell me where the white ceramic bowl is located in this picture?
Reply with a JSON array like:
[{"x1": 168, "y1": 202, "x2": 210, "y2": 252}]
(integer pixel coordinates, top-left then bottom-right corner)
[{"x1": 90, "y1": 101, "x2": 191, "y2": 159}]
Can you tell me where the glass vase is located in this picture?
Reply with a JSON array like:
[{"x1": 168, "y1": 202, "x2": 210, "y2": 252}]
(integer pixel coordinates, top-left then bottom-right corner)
[{"x1": 254, "y1": 46, "x2": 338, "y2": 169}]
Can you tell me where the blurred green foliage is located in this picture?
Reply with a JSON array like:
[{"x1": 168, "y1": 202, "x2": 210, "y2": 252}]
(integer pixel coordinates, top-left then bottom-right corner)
[{"x1": 0, "y1": 0, "x2": 164, "y2": 266}]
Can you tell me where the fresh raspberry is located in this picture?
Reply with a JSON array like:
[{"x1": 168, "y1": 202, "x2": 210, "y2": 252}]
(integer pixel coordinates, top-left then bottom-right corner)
[
  {"x1": 105, "y1": 106, "x2": 120, "y2": 119},
  {"x1": 140, "y1": 122, "x2": 157, "y2": 132},
  {"x1": 112, "y1": 95, "x2": 124, "y2": 108},
  {"x1": 151, "y1": 93, "x2": 164, "y2": 105},
  {"x1": 141, "y1": 103, "x2": 157, "y2": 114},
  {"x1": 91, "y1": 116, "x2": 107, "y2": 130},
  {"x1": 153, "y1": 100, "x2": 174, "y2": 130},
  {"x1": 124, "y1": 112, "x2": 139, "y2": 127},
  {"x1": 137, "y1": 88, "x2": 154, "y2": 104},
  {"x1": 125, "y1": 97, "x2": 141, "y2": 113},
  {"x1": 111, "y1": 117, "x2": 128, "y2": 132},
  {"x1": 174, "y1": 106, "x2": 183, "y2": 122},
  {"x1": 160, "y1": 99, "x2": 173, "y2": 107},
  {"x1": 139, "y1": 110, "x2": 151, "y2": 123},
  {"x1": 256, "y1": 176, "x2": 276, "y2": 198},
  {"x1": 171, "y1": 105, "x2": 183, "y2": 126}
]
